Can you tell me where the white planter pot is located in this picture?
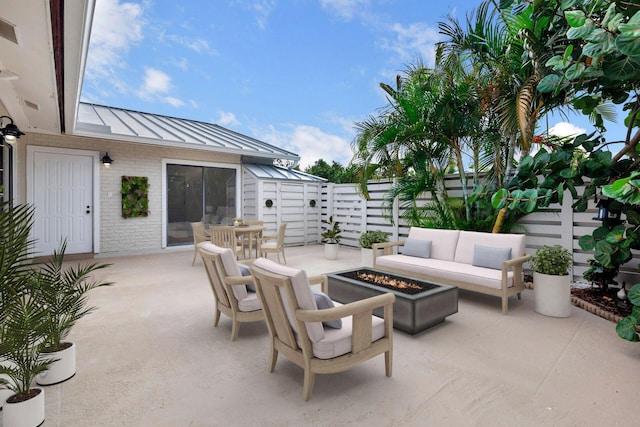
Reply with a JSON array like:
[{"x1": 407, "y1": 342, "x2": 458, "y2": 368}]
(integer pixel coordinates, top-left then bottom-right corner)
[
  {"x1": 2, "y1": 387, "x2": 45, "y2": 427},
  {"x1": 534, "y1": 272, "x2": 571, "y2": 317},
  {"x1": 1, "y1": 359, "x2": 16, "y2": 410},
  {"x1": 324, "y1": 243, "x2": 339, "y2": 260},
  {"x1": 36, "y1": 342, "x2": 76, "y2": 386},
  {"x1": 361, "y1": 248, "x2": 382, "y2": 268}
]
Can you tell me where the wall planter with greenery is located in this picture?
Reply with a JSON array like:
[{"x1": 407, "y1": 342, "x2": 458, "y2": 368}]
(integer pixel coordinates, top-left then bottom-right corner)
[
  {"x1": 122, "y1": 176, "x2": 150, "y2": 218},
  {"x1": 532, "y1": 245, "x2": 573, "y2": 318},
  {"x1": 359, "y1": 230, "x2": 388, "y2": 267}
]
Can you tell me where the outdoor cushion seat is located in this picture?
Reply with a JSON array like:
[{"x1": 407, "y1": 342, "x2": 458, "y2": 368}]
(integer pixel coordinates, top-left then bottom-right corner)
[
  {"x1": 250, "y1": 257, "x2": 395, "y2": 401},
  {"x1": 199, "y1": 242, "x2": 264, "y2": 341}
]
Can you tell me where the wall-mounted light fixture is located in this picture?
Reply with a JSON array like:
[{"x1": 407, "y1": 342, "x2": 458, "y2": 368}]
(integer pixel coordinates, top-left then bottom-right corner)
[
  {"x1": 0, "y1": 115, "x2": 25, "y2": 144},
  {"x1": 309, "y1": 199, "x2": 316, "y2": 208},
  {"x1": 101, "y1": 152, "x2": 113, "y2": 168},
  {"x1": 265, "y1": 199, "x2": 273, "y2": 208}
]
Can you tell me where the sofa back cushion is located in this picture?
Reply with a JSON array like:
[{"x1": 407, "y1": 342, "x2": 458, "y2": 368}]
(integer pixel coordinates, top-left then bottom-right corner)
[
  {"x1": 407, "y1": 228, "x2": 460, "y2": 261},
  {"x1": 454, "y1": 231, "x2": 526, "y2": 265},
  {"x1": 200, "y1": 242, "x2": 247, "y2": 300}
]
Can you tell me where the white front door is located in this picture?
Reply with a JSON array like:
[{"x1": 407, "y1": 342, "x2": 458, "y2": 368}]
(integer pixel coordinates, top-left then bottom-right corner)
[{"x1": 30, "y1": 149, "x2": 95, "y2": 256}]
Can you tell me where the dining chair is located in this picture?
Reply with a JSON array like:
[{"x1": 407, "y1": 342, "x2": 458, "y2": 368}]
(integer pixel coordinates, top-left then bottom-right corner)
[
  {"x1": 240, "y1": 220, "x2": 264, "y2": 258},
  {"x1": 250, "y1": 258, "x2": 395, "y2": 400},
  {"x1": 261, "y1": 223, "x2": 287, "y2": 264},
  {"x1": 191, "y1": 222, "x2": 209, "y2": 266},
  {"x1": 209, "y1": 225, "x2": 243, "y2": 259}
]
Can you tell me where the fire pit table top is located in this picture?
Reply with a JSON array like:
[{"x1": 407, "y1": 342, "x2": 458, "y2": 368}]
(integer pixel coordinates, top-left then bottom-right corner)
[{"x1": 326, "y1": 268, "x2": 458, "y2": 335}]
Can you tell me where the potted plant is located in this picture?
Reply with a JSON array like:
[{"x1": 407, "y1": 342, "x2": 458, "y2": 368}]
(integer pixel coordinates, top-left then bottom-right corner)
[
  {"x1": 321, "y1": 216, "x2": 342, "y2": 260},
  {"x1": 531, "y1": 244, "x2": 573, "y2": 317},
  {"x1": 0, "y1": 200, "x2": 52, "y2": 426},
  {"x1": 33, "y1": 240, "x2": 111, "y2": 386},
  {"x1": 359, "y1": 230, "x2": 388, "y2": 268}
]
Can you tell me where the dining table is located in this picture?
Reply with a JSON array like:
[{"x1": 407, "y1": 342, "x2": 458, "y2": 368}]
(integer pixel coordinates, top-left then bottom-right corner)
[{"x1": 234, "y1": 224, "x2": 265, "y2": 259}]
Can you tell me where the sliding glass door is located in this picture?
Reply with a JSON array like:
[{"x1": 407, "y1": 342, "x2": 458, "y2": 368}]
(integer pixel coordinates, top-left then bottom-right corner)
[{"x1": 166, "y1": 164, "x2": 236, "y2": 246}]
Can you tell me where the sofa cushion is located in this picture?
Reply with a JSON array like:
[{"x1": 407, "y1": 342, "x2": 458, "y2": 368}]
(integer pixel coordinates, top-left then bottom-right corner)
[
  {"x1": 253, "y1": 258, "x2": 325, "y2": 343},
  {"x1": 375, "y1": 255, "x2": 514, "y2": 290},
  {"x1": 312, "y1": 290, "x2": 342, "y2": 329},
  {"x1": 200, "y1": 242, "x2": 247, "y2": 300},
  {"x1": 407, "y1": 228, "x2": 460, "y2": 261},
  {"x1": 312, "y1": 308, "x2": 386, "y2": 359},
  {"x1": 400, "y1": 238, "x2": 432, "y2": 258},
  {"x1": 473, "y1": 245, "x2": 512, "y2": 270},
  {"x1": 454, "y1": 231, "x2": 525, "y2": 265}
]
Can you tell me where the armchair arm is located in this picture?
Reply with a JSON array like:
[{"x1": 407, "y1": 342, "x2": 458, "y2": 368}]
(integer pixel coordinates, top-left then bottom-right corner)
[
  {"x1": 224, "y1": 275, "x2": 255, "y2": 286},
  {"x1": 238, "y1": 259, "x2": 256, "y2": 266},
  {"x1": 308, "y1": 274, "x2": 328, "y2": 294},
  {"x1": 296, "y1": 292, "x2": 395, "y2": 323},
  {"x1": 503, "y1": 254, "x2": 532, "y2": 269},
  {"x1": 373, "y1": 241, "x2": 404, "y2": 256}
]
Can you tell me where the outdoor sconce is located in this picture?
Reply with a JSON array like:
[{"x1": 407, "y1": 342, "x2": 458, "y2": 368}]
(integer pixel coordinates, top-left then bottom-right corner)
[
  {"x1": 309, "y1": 199, "x2": 316, "y2": 208},
  {"x1": 101, "y1": 152, "x2": 113, "y2": 168},
  {"x1": 593, "y1": 197, "x2": 619, "y2": 221},
  {"x1": 265, "y1": 199, "x2": 273, "y2": 208},
  {"x1": 0, "y1": 115, "x2": 25, "y2": 144}
]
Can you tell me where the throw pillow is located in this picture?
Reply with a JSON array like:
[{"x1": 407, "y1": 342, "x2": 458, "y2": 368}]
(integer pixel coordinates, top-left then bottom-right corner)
[
  {"x1": 472, "y1": 245, "x2": 512, "y2": 270},
  {"x1": 401, "y1": 238, "x2": 432, "y2": 258},
  {"x1": 312, "y1": 290, "x2": 342, "y2": 329},
  {"x1": 238, "y1": 263, "x2": 256, "y2": 292}
]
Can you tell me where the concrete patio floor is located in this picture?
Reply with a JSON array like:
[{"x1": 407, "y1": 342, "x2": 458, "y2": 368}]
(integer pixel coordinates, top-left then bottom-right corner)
[{"x1": 23, "y1": 245, "x2": 640, "y2": 426}]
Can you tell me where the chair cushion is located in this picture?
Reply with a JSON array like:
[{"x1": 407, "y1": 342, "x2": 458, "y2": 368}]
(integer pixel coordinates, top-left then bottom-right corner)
[
  {"x1": 200, "y1": 242, "x2": 247, "y2": 300},
  {"x1": 261, "y1": 241, "x2": 277, "y2": 250},
  {"x1": 312, "y1": 290, "x2": 341, "y2": 329},
  {"x1": 237, "y1": 291, "x2": 262, "y2": 312},
  {"x1": 472, "y1": 245, "x2": 512, "y2": 270},
  {"x1": 400, "y1": 238, "x2": 432, "y2": 258},
  {"x1": 312, "y1": 309, "x2": 386, "y2": 359},
  {"x1": 253, "y1": 258, "x2": 325, "y2": 342}
]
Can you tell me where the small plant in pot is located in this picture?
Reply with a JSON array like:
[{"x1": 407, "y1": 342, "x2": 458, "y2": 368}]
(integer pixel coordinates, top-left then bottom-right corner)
[
  {"x1": 531, "y1": 245, "x2": 573, "y2": 318},
  {"x1": 321, "y1": 216, "x2": 342, "y2": 260},
  {"x1": 33, "y1": 240, "x2": 112, "y2": 386},
  {"x1": 359, "y1": 230, "x2": 388, "y2": 268}
]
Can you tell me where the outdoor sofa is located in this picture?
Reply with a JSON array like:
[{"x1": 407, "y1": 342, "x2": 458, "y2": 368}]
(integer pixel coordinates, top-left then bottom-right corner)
[{"x1": 373, "y1": 227, "x2": 530, "y2": 314}]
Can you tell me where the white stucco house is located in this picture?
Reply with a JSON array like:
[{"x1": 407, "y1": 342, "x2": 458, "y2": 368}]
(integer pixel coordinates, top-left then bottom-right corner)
[{"x1": 0, "y1": 0, "x2": 324, "y2": 257}]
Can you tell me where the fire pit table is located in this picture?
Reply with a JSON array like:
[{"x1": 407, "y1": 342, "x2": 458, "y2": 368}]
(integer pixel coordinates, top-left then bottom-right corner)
[{"x1": 327, "y1": 268, "x2": 458, "y2": 335}]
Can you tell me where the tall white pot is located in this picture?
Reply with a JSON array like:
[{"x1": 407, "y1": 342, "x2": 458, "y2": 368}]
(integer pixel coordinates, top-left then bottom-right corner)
[
  {"x1": 2, "y1": 387, "x2": 45, "y2": 427},
  {"x1": 324, "y1": 243, "x2": 339, "y2": 260},
  {"x1": 361, "y1": 248, "x2": 382, "y2": 268},
  {"x1": 36, "y1": 342, "x2": 76, "y2": 385},
  {"x1": 534, "y1": 272, "x2": 571, "y2": 317}
]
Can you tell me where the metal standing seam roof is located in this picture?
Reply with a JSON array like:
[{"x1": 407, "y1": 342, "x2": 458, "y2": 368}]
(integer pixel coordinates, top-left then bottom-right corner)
[
  {"x1": 74, "y1": 102, "x2": 300, "y2": 161},
  {"x1": 243, "y1": 163, "x2": 326, "y2": 182}
]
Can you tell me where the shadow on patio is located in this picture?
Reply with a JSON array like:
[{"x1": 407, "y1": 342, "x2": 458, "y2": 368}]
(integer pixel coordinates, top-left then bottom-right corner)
[{"x1": 37, "y1": 245, "x2": 639, "y2": 426}]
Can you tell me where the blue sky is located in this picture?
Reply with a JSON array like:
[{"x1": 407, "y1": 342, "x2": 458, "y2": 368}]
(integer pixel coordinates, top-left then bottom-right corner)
[{"x1": 81, "y1": 0, "x2": 629, "y2": 169}]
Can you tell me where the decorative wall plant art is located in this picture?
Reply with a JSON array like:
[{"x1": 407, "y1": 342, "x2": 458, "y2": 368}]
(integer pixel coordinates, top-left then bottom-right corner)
[{"x1": 122, "y1": 176, "x2": 150, "y2": 218}]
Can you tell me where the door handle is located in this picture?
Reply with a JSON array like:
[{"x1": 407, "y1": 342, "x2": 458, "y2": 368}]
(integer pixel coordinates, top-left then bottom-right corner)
[{"x1": 86, "y1": 205, "x2": 91, "y2": 214}]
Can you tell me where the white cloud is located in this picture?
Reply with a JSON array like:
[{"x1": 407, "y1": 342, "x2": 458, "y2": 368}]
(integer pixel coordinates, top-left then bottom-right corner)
[
  {"x1": 379, "y1": 22, "x2": 440, "y2": 66},
  {"x1": 233, "y1": 0, "x2": 276, "y2": 29},
  {"x1": 218, "y1": 111, "x2": 240, "y2": 127},
  {"x1": 548, "y1": 122, "x2": 586, "y2": 138},
  {"x1": 166, "y1": 35, "x2": 218, "y2": 55},
  {"x1": 136, "y1": 67, "x2": 185, "y2": 107},
  {"x1": 253, "y1": 124, "x2": 353, "y2": 169},
  {"x1": 85, "y1": 0, "x2": 144, "y2": 82},
  {"x1": 320, "y1": 0, "x2": 369, "y2": 20}
]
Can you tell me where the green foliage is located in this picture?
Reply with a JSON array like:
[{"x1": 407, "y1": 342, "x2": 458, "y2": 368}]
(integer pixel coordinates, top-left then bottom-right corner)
[
  {"x1": 531, "y1": 245, "x2": 573, "y2": 276},
  {"x1": 33, "y1": 240, "x2": 112, "y2": 351},
  {"x1": 359, "y1": 230, "x2": 388, "y2": 249},
  {"x1": 122, "y1": 176, "x2": 150, "y2": 218},
  {"x1": 321, "y1": 216, "x2": 342, "y2": 244},
  {"x1": 616, "y1": 284, "x2": 640, "y2": 342},
  {"x1": 304, "y1": 159, "x2": 355, "y2": 183}
]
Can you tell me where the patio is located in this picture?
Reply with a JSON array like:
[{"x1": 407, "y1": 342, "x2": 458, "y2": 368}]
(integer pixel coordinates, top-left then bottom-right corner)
[{"x1": 35, "y1": 245, "x2": 638, "y2": 426}]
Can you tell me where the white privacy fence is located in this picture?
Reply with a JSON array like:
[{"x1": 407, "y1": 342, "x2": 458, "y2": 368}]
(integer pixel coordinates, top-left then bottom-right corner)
[{"x1": 321, "y1": 179, "x2": 639, "y2": 284}]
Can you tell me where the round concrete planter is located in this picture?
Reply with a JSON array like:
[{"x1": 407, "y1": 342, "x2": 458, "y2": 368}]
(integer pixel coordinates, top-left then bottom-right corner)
[
  {"x1": 360, "y1": 248, "x2": 382, "y2": 268},
  {"x1": 534, "y1": 272, "x2": 571, "y2": 317},
  {"x1": 36, "y1": 342, "x2": 76, "y2": 386},
  {"x1": 2, "y1": 387, "x2": 45, "y2": 427},
  {"x1": 324, "y1": 243, "x2": 339, "y2": 260}
]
